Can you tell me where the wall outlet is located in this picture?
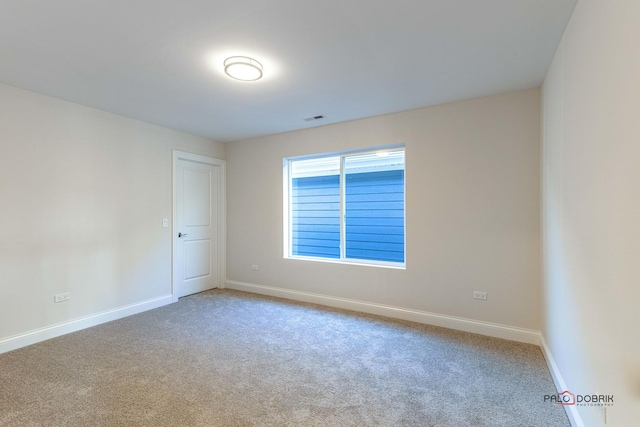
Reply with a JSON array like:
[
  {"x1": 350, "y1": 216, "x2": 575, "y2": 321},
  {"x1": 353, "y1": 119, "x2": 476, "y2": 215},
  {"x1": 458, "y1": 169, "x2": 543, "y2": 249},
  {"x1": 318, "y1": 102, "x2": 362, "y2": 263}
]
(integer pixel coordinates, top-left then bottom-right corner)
[
  {"x1": 162, "y1": 218, "x2": 169, "y2": 228},
  {"x1": 251, "y1": 265, "x2": 259, "y2": 271},
  {"x1": 473, "y1": 291, "x2": 488, "y2": 300},
  {"x1": 54, "y1": 292, "x2": 70, "y2": 303}
]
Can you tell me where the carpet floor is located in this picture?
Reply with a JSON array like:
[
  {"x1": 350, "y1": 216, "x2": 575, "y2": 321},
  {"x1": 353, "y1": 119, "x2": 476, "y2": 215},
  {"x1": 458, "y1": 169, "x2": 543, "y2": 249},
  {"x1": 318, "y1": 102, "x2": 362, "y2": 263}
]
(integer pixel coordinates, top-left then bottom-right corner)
[{"x1": 0, "y1": 289, "x2": 569, "y2": 426}]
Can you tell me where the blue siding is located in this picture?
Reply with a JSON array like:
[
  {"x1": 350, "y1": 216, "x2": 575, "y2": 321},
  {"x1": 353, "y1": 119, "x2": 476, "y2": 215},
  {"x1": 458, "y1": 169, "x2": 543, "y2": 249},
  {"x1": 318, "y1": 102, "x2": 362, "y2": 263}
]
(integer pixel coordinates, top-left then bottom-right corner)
[
  {"x1": 291, "y1": 169, "x2": 404, "y2": 263},
  {"x1": 345, "y1": 170, "x2": 404, "y2": 263},
  {"x1": 291, "y1": 175, "x2": 340, "y2": 258}
]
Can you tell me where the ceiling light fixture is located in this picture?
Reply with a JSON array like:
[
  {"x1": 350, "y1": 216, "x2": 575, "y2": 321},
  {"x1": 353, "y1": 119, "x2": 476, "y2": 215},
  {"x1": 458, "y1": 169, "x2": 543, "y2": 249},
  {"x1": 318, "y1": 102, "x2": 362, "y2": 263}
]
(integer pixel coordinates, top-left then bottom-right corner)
[{"x1": 224, "y1": 56, "x2": 263, "y2": 81}]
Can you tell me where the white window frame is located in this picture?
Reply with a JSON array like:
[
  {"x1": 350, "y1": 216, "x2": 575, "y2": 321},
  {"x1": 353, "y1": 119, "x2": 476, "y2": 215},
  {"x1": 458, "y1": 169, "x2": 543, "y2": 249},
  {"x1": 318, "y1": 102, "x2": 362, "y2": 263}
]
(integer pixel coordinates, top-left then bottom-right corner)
[{"x1": 283, "y1": 144, "x2": 406, "y2": 269}]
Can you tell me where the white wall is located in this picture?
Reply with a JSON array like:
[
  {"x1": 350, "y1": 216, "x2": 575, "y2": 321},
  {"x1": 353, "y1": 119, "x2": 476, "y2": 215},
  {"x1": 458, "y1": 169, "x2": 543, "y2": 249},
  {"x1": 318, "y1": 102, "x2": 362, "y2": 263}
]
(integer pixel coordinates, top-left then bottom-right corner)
[
  {"x1": 542, "y1": 0, "x2": 640, "y2": 425},
  {"x1": 226, "y1": 88, "x2": 542, "y2": 333},
  {"x1": 0, "y1": 83, "x2": 224, "y2": 348}
]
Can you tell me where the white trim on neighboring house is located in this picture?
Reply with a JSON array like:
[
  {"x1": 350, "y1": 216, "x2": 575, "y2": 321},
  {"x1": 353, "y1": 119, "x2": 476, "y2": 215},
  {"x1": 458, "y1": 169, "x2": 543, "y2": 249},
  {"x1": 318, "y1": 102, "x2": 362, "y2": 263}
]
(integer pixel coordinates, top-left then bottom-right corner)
[{"x1": 225, "y1": 280, "x2": 540, "y2": 344}]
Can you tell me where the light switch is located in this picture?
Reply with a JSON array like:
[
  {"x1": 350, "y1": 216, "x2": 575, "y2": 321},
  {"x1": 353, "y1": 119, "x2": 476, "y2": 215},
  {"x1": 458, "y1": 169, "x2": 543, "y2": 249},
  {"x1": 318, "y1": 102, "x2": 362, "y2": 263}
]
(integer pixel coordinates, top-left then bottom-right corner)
[{"x1": 162, "y1": 218, "x2": 169, "y2": 228}]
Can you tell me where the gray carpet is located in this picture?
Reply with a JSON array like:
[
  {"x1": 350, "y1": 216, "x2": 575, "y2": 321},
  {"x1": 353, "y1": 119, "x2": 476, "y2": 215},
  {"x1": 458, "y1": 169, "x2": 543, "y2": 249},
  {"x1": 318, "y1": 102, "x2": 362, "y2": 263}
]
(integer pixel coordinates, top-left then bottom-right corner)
[{"x1": 0, "y1": 289, "x2": 569, "y2": 426}]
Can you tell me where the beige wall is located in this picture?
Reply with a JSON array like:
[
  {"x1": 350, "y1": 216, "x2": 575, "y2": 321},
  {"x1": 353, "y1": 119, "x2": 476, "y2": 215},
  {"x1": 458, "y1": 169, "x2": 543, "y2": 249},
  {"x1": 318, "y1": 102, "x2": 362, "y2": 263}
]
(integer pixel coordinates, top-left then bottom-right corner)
[
  {"x1": 0, "y1": 83, "x2": 224, "y2": 343},
  {"x1": 542, "y1": 0, "x2": 640, "y2": 425},
  {"x1": 227, "y1": 88, "x2": 541, "y2": 330}
]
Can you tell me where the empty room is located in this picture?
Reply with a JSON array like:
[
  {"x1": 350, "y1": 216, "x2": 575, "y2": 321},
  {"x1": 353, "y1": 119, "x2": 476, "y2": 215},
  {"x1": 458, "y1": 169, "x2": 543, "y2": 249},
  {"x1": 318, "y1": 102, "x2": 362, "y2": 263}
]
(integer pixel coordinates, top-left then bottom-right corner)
[{"x1": 0, "y1": 0, "x2": 638, "y2": 426}]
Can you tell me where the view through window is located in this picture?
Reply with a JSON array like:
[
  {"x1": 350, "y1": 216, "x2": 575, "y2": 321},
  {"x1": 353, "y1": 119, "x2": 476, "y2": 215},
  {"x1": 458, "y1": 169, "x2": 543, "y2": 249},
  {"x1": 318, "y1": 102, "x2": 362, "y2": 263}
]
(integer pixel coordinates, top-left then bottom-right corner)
[{"x1": 284, "y1": 146, "x2": 405, "y2": 267}]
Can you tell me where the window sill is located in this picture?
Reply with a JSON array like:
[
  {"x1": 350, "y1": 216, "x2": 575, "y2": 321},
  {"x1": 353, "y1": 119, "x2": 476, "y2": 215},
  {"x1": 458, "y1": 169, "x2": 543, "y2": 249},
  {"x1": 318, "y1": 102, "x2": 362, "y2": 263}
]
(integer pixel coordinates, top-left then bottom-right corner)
[{"x1": 284, "y1": 255, "x2": 406, "y2": 270}]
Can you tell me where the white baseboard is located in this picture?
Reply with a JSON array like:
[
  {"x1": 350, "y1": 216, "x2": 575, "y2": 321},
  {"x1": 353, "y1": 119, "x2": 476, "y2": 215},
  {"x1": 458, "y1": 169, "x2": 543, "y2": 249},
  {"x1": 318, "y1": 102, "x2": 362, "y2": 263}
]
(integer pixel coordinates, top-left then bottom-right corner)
[
  {"x1": 539, "y1": 334, "x2": 584, "y2": 427},
  {"x1": 0, "y1": 294, "x2": 173, "y2": 354},
  {"x1": 225, "y1": 280, "x2": 540, "y2": 345}
]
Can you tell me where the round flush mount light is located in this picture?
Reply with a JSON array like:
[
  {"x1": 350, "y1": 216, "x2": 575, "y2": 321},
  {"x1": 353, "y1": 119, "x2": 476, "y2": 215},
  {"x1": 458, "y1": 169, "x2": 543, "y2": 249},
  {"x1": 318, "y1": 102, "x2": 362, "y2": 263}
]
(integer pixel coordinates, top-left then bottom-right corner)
[{"x1": 224, "y1": 56, "x2": 263, "y2": 81}]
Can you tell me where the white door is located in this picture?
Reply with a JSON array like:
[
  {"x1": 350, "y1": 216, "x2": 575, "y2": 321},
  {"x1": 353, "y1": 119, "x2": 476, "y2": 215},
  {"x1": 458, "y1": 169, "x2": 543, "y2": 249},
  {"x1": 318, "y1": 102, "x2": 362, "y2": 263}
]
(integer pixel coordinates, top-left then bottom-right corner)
[{"x1": 173, "y1": 151, "x2": 225, "y2": 300}]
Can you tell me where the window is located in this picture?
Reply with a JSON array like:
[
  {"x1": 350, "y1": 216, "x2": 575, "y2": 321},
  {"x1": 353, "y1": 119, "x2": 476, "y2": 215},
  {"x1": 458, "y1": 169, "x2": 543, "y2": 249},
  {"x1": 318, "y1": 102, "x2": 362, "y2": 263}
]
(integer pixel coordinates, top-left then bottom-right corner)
[{"x1": 284, "y1": 146, "x2": 405, "y2": 267}]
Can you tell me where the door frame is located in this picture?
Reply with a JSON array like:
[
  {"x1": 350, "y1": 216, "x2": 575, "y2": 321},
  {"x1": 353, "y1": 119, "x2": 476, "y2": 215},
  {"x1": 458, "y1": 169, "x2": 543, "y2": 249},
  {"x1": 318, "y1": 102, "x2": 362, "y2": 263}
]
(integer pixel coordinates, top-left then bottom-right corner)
[{"x1": 172, "y1": 150, "x2": 226, "y2": 302}]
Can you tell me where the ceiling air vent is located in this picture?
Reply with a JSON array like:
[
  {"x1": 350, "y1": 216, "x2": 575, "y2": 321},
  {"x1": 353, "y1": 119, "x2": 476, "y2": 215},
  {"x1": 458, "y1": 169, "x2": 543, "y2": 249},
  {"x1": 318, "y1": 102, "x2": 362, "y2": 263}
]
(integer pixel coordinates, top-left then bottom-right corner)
[{"x1": 304, "y1": 115, "x2": 325, "y2": 122}]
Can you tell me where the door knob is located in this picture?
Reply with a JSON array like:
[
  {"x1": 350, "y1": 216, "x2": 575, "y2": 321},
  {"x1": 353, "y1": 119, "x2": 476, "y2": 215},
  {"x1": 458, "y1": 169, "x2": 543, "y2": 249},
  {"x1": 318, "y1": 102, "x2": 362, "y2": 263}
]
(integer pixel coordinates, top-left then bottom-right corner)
[{"x1": 178, "y1": 232, "x2": 189, "y2": 238}]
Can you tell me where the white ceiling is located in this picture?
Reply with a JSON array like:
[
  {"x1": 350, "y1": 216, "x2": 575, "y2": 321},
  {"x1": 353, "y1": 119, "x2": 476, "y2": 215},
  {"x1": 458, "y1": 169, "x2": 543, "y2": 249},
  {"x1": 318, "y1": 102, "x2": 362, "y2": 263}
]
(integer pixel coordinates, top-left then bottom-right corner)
[{"x1": 0, "y1": 0, "x2": 576, "y2": 143}]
